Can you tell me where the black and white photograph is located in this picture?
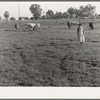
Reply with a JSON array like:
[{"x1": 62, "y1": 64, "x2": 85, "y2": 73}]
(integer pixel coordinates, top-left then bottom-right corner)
[{"x1": 0, "y1": 1, "x2": 100, "y2": 87}]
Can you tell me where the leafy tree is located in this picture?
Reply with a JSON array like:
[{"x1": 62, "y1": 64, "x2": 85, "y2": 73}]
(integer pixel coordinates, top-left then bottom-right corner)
[
  {"x1": 75, "y1": 9, "x2": 81, "y2": 18},
  {"x1": 79, "y1": 4, "x2": 96, "y2": 17},
  {"x1": 41, "y1": 15, "x2": 46, "y2": 19},
  {"x1": 29, "y1": 4, "x2": 42, "y2": 19},
  {"x1": 46, "y1": 14, "x2": 50, "y2": 19},
  {"x1": 68, "y1": 7, "x2": 76, "y2": 18},
  {"x1": 46, "y1": 10, "x2": 54, "y2": 19},
  {"x1": 10, "y1": 17, "x2": 16, "y2": 20},
  {"x1": 30, "y1": 17, "x2": 34, "y2": 20},
  {"x1": 19, "y1": 17, "x2": 23, "y2": 20},
  {"x1": 4, "y1": 11, "x2": 10, "y2": 21},
  {"x1": 23, "y1": 17, "x2": 29, "y2": 20},
  {"x1": 63, "y1": 12, "x2": 70, "y2": 18},
  {"x1": 85, "y1": 4, "x2": 96, "y2": 17},
  {"x1": 54, "y1": 11, "x2": 63, "y2": 19}
]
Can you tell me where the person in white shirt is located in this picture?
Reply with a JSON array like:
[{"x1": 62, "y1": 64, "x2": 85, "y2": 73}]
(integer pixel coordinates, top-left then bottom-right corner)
[{"x1": 77, "y1": 23, "x2": 85, "y2": 44}]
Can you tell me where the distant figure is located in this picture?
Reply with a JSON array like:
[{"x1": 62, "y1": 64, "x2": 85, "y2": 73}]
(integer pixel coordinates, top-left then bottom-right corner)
[
  {"x1": 15, "y1": 23, "x2": 19, "y2": 30},
  {"x1": 67, "y1": 22, "x2": 71, "y2": 29},
  {"x1": 77, "y1": 23, "x2": 85, "y2": 44},
  {"x1": 89, "y1": 22, "x2": 94, "y2": 29}
]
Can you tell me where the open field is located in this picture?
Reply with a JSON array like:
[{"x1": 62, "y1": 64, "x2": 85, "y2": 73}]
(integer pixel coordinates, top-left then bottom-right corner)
[{"x1": 0, "y1": 18, "x2": 100, "y2": 86}]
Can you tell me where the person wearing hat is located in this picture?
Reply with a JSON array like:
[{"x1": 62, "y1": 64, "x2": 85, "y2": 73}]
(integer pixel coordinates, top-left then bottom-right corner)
[{"x1": 77, "y1": 23, "x2": 85, "y2": 44}]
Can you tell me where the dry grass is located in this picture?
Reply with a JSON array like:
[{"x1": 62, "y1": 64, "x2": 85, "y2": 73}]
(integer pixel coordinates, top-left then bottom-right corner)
[{"x1": 0, "y1": 19, "x2": 100, "y2": 86}]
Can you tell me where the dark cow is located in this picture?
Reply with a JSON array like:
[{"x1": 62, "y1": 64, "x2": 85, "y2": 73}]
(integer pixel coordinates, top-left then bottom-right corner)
[
  {"x1": 15, "y1": 23, "x2": 19, "y2": 30},
  {"x1": 67, "y1": 22, "x2": 72, "y2": 29},
  {"x1": 89, "y1": 22, "x2": 94, "y2": 29}
]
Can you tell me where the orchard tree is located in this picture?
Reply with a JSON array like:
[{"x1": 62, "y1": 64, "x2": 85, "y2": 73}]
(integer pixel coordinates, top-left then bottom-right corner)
[
  {"x1": 46, "y1": 14, "x2": 50, "y2": 19},
  {"x1": 10, "y1": 17, "x2": 16, "y2": 20},
  {"x1": 29, "y1": 4, "x2": 42, "y2": 19},
  {"x1": 24, "y1": 17, "x2": 29, "y2": 20},
  {"x1": 63, "y1": 12, "x2": 70, "y2": 18},
  {"x1": 85, "y1": 4, "x2": 96, "y2": 17},
  {"x1": 30, "y1": 17, "x2": 34, "y2": 20},
  {"x1": 79, "y1": 4, "x2": 96, "y2": 17},
  {"x1": 46, "y1": 10, "x2": 54, "y2": 19},
  {"x1": 76, "y1": 9, "x2": 81, "y2": 18},
  {"x1": 4, "y1": 11, "x2": 10, "y2": 21},
  {"x1": 19, "y1": 17, "x2": 23, "y2": 20},
  {"x1": 68, "y1": 7, "x2": 76, "y2": 18},
  {"x1": 41, "y1": 15, "x2": 46, "y2": 19},
  {"x1": 54, "y1": 11, "x2": 63, "y2": 19}
]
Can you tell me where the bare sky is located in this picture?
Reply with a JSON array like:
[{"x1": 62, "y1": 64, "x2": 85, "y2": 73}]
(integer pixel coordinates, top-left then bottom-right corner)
[{"x1": 0, "y1": 2, "x2": 100, "y2": 19}]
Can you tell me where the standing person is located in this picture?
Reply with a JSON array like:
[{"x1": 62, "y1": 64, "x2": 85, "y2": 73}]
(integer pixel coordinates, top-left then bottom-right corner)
[{"x1": 77, "y1": 23, "x2": 85, "y2": 44}]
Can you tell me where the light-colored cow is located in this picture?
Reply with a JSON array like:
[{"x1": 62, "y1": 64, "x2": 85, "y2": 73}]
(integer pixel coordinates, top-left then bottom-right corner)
[
  {"x1": 71, "y1": 21, "x2": 79, "y2": 25},
  {"x1": 27, "y1": 23, "x2": 36, "y2": 30},
  {"x1": 34, "y1": 23, "x2": 40, "y2": 31},
  {"x1": 27, "y1": 23, "x2": 40, "y2": 31}
]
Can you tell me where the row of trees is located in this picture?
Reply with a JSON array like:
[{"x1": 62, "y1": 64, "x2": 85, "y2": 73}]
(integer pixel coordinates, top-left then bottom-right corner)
[
  {"x1": 29, "y1": 4, "x2": 97, "y2": 20},
  {"x1": 1, "y1": 4, "x2": 97, "y2": 21},
  {"x1": 0, "y1": 11, "x2": 35, "y2": 21}
]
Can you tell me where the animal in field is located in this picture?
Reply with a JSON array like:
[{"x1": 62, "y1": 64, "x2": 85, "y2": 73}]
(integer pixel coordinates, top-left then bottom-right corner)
[
  {"x1": 27, "y1": 23, "x2": 36, "y2": 31},
  {"x1": 68, "y1": 21, "x2": 79, "y2": 29},
  {"x1": 67, "y1": 22, "x2": 72, "y2": 29},
  {"x1": 27, "y1": 23, "x2": 40, "y2": 31},
  {"x1": 89, "y1": 22, "x2": 94, "y2": 29},
  {"x1": 77, "y1": 23, "x2": 85, "y2": 44},
  {"x1": 71, "y1": 21, "x2": 79, "y2": 26},
  {"x1": 15, "y1": 23, "x2": 19, "y2": 30},
  {"x1": 34, "y1": 23, "x2": 40, "y2": 31}
]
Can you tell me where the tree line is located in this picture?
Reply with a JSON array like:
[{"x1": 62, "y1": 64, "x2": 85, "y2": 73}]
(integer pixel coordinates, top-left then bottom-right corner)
[
  {"x1": 30, "y1": 4, "x2": 97, "y2": 20},
  {"x1": 1, "y1": 3, "x2": 97, "y2": 21}
]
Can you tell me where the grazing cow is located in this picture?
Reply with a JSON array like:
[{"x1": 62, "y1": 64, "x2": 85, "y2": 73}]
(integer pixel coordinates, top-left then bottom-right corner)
[
  {"x1": 71, "y1": 21, "x2": 79, "y2": 26},
  {"x1": 77, "y1": 23, "x2": 85, "y2": 44},
  {"x1": 34, "y1": 23, "x2": 40, "y2": 31},
  {"x1": 67, "y1": 22, "x2": 72, "y2": 29},
  {"x1": 69, "y1": 21, "x2": 79, "y2": 29},
  {"x1": 27, "y1": 23, "x2": 36, "y2": 31},
  {"x1": 27, "y1": 23, "x2": 40, "y2": 31},
  {"x1": 89, "y1": 22, "x2": 94, "y2": 29},
  {"x1": 15, "y1": 23, "x2": 19, "y2": 30}
]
